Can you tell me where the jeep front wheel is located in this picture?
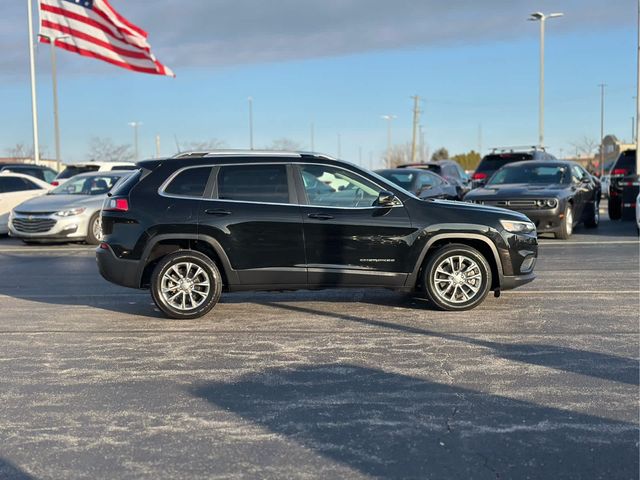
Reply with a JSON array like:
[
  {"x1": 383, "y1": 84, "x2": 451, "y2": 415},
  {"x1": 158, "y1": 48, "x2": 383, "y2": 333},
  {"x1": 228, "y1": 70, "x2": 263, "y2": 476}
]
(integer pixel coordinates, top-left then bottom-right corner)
[
  {"x1": 423, "y1": 244, "x2": 492, "y2": 311},
  {"x1": 150, "y1": 251, "x2": 222, "y2": 319}
]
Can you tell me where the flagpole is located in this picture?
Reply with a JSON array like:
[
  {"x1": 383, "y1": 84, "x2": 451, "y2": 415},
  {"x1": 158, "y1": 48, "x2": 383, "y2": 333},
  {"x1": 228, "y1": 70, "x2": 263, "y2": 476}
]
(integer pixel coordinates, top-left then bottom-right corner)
[{"x1": 27, "y1": 0, "x2": 40, "y2": 166}]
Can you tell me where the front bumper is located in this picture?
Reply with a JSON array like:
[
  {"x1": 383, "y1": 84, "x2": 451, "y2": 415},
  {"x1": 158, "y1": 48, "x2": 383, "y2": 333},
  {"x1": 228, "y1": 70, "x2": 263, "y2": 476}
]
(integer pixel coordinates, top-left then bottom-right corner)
[
  {"x1": 519, "y1": 209, "x2": 564, "y2": 233},
  {"x1": 96, "y1": 244, "x2": 141, "y2": 289},
  {"x1": 9, "y1": 210, "x2": 91, "y2": 241},
  {"x1": 500, "y1": 272, "x2": 536, "y2": 290}
]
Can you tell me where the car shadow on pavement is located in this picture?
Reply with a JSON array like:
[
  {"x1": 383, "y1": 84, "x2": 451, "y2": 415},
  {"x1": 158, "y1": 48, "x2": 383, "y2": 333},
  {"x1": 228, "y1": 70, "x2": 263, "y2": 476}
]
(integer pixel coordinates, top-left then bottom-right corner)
[
  {"x1": 262, "y1": 302, "x2": 640, "y2": 387},
  {"x1": 191, "y1": 363, "x2": 638, "y2": 479},
  {"x1": 0, "y1": 458, "x2": 35, "y2": 480}
]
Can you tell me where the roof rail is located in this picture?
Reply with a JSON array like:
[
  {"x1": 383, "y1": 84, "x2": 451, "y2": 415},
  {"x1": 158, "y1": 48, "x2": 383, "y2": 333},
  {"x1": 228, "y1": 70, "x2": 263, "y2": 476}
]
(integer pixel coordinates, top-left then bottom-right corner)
[
  {"x1": 170, "y1": 150, "x2": 338, "y2": 160},
  {"x1": 490, "y1": 145, "x2": 545, "y2": 153}
]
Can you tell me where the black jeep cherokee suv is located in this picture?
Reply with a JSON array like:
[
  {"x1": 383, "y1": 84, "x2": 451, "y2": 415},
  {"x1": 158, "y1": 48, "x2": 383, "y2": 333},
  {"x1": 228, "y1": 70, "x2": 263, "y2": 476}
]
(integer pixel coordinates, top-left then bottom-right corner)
[{"x1": 96, "y1": 151, "x2": 538, "y2": 319}]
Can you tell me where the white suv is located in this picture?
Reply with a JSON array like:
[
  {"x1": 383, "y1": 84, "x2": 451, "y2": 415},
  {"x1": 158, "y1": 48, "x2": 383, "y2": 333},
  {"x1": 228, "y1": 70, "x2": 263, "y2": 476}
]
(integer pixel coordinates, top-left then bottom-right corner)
[{"x1": 53, "y1": 162, "x2": 136, "y2": 186}]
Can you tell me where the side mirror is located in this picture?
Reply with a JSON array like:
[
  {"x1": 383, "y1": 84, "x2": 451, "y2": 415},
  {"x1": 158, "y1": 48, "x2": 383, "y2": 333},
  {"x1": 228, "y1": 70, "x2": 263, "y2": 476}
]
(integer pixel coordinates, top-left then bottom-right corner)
[{"x1": 375, "y1": 190, "x2": 400, "y2": 207}]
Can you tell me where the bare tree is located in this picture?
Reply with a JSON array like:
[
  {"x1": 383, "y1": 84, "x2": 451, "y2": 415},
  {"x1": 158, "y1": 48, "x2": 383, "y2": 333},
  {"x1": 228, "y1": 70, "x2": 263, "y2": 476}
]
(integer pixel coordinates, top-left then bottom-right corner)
[
  {"x1": 5, "y1": 143, "x2": 48, "y2": 160},
  {"x1": 266, "y1": 138, "x2": 302, "y2": 151},
  {"x1": 384, "y1": 143, "x2": 413, "y2": 168},
  {"x1": 571, "y1": 137, "x2": 598, "y2": 158},
  {"x1": 182, "y1": 139, "x2": 227, "y2": 152},
  {"x1": 86, "y1": 137, "x2": 134, "y2": 162}
]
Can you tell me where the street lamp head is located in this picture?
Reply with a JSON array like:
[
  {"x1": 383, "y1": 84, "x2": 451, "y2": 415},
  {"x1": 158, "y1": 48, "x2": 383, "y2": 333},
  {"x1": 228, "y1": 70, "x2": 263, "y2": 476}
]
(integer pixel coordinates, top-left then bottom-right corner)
[
  {"x1": 528, "y1": 12, "x2": 544, "y2": 21},
  {"x1": 548, "y1": 12, "x2": 564, "y2": 19}
]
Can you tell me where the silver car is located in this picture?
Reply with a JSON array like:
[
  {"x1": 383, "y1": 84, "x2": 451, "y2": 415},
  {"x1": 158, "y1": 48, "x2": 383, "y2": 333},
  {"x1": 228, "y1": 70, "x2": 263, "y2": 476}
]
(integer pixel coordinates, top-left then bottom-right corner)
[{"x1": 9, "y1": 171, "x2": 131, "y2": 244}]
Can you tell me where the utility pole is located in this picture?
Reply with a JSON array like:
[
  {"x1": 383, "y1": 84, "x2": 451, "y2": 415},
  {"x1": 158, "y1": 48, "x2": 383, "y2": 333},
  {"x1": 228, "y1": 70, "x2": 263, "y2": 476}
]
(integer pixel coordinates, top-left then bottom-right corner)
[
  {"x1": 27, "y1": 0, "x2": 40, "y2": 165},
  {"x1": 599, "y1": 83, "x2": 607, "y2": 177},
  {"x1": 128, "y1": 122, "x2": 142, "y2": 161},
  {"x1": 419, "y1": 124, "x2": 425, "y2": 162},
  {"x1": 410, "y1": 95, "x2": 421, "y2": 163},
  {"x1": 248, "y1": 97, "x2": 254, "y2": 150},
  {"x1": 633, "y1": 117, "x2": 636, "y2": 143},
  {"x1": 529, "y1": 12, "x2": 564, "y2": 148}
]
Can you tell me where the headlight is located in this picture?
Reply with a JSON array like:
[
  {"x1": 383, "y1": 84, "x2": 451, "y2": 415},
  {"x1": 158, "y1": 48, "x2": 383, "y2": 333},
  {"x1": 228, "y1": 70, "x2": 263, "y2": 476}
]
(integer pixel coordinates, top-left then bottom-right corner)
[
  {"x1": 545, "y1": 199, "x2": 558, "y2": 208},
  {"x1": 500, "y1": 219, "x2": 536, "y2": 234},
  {"x1": 55, "y1": 207, "x2": 86, "y2": 217}
]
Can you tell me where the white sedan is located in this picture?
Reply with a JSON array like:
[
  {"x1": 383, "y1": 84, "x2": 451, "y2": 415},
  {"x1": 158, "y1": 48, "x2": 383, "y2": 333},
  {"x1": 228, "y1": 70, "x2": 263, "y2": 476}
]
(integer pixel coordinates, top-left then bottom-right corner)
[{"x1": 0, "y1": 171, "x2": 52, "y2": 234}]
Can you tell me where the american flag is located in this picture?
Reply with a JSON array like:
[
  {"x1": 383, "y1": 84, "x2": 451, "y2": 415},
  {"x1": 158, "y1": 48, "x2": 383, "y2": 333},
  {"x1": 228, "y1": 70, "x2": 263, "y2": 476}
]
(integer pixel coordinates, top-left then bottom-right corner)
[{"x1": 39, "y1": 0, "x2": 174, "y2": 77}]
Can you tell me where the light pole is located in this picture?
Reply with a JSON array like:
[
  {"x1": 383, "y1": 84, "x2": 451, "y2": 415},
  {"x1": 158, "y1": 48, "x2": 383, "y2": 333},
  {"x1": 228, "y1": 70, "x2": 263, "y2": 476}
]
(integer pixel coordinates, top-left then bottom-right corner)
[
  {"x1": 39, "y1": 33, "x2": 69, "y2": 172},
  {"x1": 528, "y1": 11, "x2": 563, "y2": 148},
  {"x1": 599, "y1": 83, "x2": 607, "y2": 177},
  {"x1": 381, "y1": 114, "x2": 396, "y2": 167},
  {"x1": 128, "y1": 122, "x2": 142, "y2": 161},
  {"x1": 248, "y1": 97, "x2": 254, "y2": 150}
]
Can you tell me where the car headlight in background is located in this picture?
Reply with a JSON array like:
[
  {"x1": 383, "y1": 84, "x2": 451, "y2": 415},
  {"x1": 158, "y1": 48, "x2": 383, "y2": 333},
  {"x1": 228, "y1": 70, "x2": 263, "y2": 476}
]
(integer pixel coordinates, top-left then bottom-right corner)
[
  {"x1": 535, "y1": 199, "x2": 558, "y2": 208},
  {"x1": 500, "y1": 219, "x2": 536, "y2": 234},
  {"x1": 55, "y1": 208, "x2": 86, "y2": 217}
]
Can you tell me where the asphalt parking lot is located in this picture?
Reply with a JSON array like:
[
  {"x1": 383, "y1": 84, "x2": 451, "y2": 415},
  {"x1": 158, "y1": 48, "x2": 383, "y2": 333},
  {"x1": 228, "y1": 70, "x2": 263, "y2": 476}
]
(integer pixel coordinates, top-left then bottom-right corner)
[{"x1": 0, "y1": 217, "x2": 638, "y2": 479}]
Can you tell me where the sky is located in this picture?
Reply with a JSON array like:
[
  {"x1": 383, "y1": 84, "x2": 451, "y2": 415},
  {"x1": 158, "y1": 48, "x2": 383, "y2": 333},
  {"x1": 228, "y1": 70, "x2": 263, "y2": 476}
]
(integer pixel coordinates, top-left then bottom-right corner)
[{"x1": 0, "y1": 0, "x2": 637, "y2": 168}]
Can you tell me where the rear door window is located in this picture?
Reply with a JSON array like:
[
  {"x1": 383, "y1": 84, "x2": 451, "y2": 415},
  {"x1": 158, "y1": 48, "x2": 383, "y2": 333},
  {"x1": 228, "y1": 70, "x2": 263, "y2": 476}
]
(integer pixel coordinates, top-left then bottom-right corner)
[
  {"x1": 164, "y1": 167, "x2": 213, "y2": 198},
  {"x1": 217, "y1": 165, "x2": 290, "y2": 204},
  {"x1": 0, "y1": 176, "x2": 41, "y2": 193}
]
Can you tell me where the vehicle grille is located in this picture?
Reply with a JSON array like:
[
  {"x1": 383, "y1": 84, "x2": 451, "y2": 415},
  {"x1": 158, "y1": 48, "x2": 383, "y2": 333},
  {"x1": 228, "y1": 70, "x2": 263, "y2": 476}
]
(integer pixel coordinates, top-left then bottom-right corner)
[
  {"x1": 483, "y1": 200, "x2": 538, "y2": 208},
  {"x1": 12, "y1": 217, "x2": 56, "y2": 233}
]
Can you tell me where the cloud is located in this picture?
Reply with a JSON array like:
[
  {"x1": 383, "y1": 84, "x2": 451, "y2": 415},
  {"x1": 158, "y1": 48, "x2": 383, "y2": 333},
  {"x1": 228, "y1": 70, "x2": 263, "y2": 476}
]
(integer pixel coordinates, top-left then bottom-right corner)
[{"x1": 1, "y1": 0, "x2": 633, "y2": 76}]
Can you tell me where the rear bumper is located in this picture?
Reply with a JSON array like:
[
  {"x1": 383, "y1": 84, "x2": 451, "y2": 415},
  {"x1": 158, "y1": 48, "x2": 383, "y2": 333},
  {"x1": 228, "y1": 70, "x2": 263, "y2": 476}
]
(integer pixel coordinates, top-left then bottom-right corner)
[{"x1": 96, "y1": 245, "x2": 141, "y2": 289}]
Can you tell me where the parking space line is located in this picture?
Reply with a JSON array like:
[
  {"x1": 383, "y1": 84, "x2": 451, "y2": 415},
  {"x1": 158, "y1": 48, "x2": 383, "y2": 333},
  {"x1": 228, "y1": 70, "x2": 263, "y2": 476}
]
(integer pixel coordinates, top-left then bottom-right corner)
[
  {"x1": 538, "y1": 240, "x2": 639, "y2": 246},
  {"x1": 509, "y1": 290, "x2": 637, "y2": 294},
  {"x1": 0, "y1": 248, "x2": 94, "y2": 254}
]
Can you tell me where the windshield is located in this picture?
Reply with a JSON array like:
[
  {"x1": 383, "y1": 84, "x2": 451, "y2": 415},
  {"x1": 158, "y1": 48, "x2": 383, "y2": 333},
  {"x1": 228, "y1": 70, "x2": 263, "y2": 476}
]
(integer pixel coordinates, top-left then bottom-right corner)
[
  {"x1": 488, "y1": 165, "x2": 569, "y2": 185},
  {"x1": 49, "y1": 174, "x2": 123, "y2": 195},
  {"x1": 477, "y1": 153, "x2": 534, "y2": 173},
  {"x1": 57, "y1": 165, "x2": 100, "y2": 179},
  {"x1": 613, "y1": 150, "x2": 637, "y2": 174}
]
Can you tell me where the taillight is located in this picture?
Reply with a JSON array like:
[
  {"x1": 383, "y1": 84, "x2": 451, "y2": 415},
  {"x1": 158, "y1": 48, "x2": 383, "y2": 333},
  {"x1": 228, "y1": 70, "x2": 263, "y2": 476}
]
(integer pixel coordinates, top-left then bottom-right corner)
[
  {"x1": 51, "y1": 181, "x2": 60, "y2": 186},
  {"x1": 472, "y1": 172, "x2": 487, "y2": 180},
  {"x1": 104, "y1": 198, "x2": 129, "y2": 212},
  {"x1": 611, "y1": 168, "x2": 629, "y2": 176}
]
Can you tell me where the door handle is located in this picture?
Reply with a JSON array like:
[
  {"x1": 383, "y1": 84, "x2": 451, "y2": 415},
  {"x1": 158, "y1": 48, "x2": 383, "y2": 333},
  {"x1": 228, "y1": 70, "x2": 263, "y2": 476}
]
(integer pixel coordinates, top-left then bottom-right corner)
[
  {"x1": 307, "y1": 213, "x2": 334, "y2": 220},
  {"x1": 204, "y1": 209, "x2": 232, "y2": 216}
]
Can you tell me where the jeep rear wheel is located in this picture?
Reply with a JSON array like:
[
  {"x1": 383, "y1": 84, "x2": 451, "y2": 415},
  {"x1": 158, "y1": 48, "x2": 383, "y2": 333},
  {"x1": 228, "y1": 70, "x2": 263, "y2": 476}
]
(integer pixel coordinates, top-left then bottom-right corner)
[
  {"x1": 151, "y1": 251, "x2": 222, "y2": 319},
  {"x1": 423, "y1": 244, "x2": 491, "y2": 311}
]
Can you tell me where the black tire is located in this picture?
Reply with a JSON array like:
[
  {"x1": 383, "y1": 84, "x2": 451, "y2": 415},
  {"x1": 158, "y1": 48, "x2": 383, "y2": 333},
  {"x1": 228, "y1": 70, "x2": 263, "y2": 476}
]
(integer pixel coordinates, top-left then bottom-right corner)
[
  {"x1": 555, "y1": 204, "x2": 574, "y2": 240},
  {"x1": 422, "y1": 244, "x2": 492, "y2": 311},
  {"x1": 608, "y1": 197, "x2": 622, "y2": 220},
  {"x1": 584, "y1": 199, "x2": 600, "y2": 229},
  {"x1": 150, "y1": 250, "x2": 223, "y2": 319},
  {"x1": 86, "y1": 212, "x2": 102, "y2": 245}
]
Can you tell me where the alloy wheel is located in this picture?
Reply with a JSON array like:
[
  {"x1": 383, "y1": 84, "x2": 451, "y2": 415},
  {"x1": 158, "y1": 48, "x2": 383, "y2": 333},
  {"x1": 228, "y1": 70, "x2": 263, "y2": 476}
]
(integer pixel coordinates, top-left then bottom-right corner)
[
  {"x1": 160, "y1": 262, "x2": 211, "y2": 311},
  {"x1": 93, "y1": 216, "x2": 103, "y2": 242},
  {"x1": 432, "y1": 254, "x2": 483, "y2": 304}
]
